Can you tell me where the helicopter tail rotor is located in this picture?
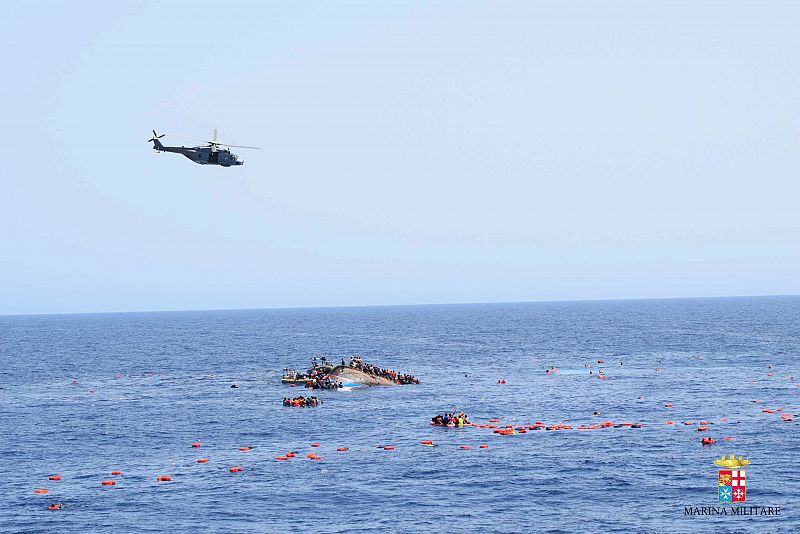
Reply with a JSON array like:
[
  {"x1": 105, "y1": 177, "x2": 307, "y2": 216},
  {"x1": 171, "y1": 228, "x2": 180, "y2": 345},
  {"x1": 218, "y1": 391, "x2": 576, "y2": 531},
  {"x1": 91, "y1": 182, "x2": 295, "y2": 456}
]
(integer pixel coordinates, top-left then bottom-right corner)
[{"x1": 148, "y1": 130, "x2": 165, "y2": 151}]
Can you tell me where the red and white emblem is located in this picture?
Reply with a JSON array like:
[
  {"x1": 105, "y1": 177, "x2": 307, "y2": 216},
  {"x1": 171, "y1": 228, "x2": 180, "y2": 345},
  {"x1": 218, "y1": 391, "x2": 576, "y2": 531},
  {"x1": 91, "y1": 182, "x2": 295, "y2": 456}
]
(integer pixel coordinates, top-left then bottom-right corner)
[
  {"x1": 718, "y1": 469, "x2": 746, "y2": 503},
  {"x1": 731, "y1": 469, "x2": 746, "y2": 502}
]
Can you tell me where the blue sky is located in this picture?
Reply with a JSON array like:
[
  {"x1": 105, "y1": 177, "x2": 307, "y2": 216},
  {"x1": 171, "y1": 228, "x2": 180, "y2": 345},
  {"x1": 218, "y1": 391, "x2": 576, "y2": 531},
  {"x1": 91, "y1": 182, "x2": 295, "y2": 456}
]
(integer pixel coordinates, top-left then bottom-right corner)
[{"x1": 1, "y1": 1, "x2": 798, "y2": 315}]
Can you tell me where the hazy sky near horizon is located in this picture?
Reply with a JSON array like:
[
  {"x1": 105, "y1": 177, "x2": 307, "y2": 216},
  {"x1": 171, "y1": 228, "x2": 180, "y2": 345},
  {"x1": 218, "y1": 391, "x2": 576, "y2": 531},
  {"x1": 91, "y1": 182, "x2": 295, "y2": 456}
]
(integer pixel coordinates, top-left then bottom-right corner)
[{"x1": 1, "y1": 1, "x2": 798, "y2": 315}]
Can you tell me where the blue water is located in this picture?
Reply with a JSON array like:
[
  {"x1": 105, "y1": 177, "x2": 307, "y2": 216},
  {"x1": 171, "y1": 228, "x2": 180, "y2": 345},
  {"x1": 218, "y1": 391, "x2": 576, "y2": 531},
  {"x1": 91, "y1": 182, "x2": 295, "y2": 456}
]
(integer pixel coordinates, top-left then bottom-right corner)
[{"x1": 1, "y1": 297, "x2": 798, "y2": 533}]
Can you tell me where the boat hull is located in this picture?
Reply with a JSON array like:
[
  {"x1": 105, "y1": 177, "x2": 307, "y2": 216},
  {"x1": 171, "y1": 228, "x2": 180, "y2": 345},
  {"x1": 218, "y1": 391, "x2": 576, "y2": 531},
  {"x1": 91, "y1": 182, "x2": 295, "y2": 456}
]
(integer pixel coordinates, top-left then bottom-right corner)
[
  {"x1": 327, "y1": 365, "x2": 397, "y2": 386},
  {"x1": 281, "y1": 378, "x2": 310, "y2": 385}
]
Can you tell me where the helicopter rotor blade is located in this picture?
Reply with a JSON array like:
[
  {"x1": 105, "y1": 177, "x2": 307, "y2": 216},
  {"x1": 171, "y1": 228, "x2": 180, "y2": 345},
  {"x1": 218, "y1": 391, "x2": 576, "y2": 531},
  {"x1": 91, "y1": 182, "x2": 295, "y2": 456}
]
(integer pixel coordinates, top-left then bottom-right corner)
[
  {"x1": 213, "y1": 143, "x2": 261, "y2": 150},
  {"x1": 173, "y1": 135, "x2": 214, "y2": 145},
  {"x1": 156, "y1": 131, "x2": 257, "y2": 149}
]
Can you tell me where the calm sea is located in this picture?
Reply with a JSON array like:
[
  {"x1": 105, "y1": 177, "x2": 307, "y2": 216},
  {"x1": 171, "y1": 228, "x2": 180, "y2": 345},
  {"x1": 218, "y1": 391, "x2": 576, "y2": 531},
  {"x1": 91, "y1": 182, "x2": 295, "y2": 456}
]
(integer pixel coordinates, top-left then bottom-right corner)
[{"x1": 1, "y1": 297, "x2": 798, "y2": 533}]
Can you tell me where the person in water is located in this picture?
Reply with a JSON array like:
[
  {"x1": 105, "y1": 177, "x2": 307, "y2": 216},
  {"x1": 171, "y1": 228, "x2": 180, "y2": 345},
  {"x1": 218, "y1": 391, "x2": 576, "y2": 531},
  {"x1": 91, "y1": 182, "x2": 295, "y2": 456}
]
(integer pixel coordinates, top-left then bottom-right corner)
[
  {"x1": 305, "y1": 376, "x2": 342, "y2": 390},
  {"x1": 432, "y1": 412, "x2": 469, "y2": 426},
  {"x1": 283, "y1": 396, "x2": 321, "y2": 407}
]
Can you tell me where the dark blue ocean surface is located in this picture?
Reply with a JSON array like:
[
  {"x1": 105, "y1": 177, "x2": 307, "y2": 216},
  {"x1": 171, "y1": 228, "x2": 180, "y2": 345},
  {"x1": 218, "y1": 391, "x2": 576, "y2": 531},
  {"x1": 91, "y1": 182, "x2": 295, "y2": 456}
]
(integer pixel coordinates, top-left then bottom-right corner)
[{"x1": 1, "y1": 297, "x2": 798, "y2": 533}]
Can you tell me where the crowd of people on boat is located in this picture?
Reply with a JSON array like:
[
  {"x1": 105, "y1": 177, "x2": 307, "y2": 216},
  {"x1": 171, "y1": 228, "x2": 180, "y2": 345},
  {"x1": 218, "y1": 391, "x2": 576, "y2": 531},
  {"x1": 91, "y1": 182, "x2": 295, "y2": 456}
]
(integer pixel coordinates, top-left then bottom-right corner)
[
  {"x1": 283, "y1": 357, "x2": 335, "y2": 383},
  {"x1": 431, "y1": 412, "x2": 470, "y2": 427},
  {"x1": 347, "y1": 356, "x2": 420, "y2": 385},
  {"x1": 280, "y1": 355, "x2": 419, "y2": 411},
  {"x1": 283, "y1": 396, "x2": 320, "y2": 407},
  {"x1": 306, "y1": 365, "x2": 329, "y2": 380},
  {"x1": 310, "y1": 356, "x2": 333, "y2": 371}
]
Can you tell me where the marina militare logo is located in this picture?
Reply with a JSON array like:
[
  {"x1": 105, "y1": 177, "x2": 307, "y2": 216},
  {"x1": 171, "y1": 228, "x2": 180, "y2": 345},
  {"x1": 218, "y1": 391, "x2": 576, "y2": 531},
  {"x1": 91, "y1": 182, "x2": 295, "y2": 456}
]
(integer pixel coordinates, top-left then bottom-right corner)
[
  {"x1": 715, "y1": 454, "x2": 750, "y2": 503},
  {"x1": 684, "y1": 453, "x2": 781, "y2": 516}
]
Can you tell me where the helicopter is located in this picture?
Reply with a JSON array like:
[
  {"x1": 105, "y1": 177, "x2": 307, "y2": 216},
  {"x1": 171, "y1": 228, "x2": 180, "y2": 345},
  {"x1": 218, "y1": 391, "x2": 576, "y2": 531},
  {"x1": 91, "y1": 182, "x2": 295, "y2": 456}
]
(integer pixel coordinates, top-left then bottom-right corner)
[{"x1": 148, "y1": 129, "x2": 259, "y2": 166}]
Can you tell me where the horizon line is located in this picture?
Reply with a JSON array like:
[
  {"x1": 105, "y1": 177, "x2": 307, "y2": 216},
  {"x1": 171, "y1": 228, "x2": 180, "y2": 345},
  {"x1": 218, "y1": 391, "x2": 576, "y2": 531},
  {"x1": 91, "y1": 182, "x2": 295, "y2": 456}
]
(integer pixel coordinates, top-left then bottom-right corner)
[{"x1": 1, "y1": 292, "x2": 798, "y2": 319}]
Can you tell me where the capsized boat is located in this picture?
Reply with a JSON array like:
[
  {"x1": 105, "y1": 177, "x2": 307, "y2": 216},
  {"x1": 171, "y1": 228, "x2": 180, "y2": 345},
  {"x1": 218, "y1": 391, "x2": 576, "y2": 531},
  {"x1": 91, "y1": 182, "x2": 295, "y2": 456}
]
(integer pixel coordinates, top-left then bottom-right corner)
[
  {"x1": 327, "y1": 365, "x2": 398, "y2": 386},
  {"x1": 281, "y1": 357, "x2": 335, "y2": 385}
]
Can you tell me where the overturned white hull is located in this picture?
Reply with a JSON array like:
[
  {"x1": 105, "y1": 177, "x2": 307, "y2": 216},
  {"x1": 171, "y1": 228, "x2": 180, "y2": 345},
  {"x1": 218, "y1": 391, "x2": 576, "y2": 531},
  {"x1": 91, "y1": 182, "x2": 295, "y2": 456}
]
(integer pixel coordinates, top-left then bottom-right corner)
[{"x1": 327, "y1": 365, "x2": 397, "y2": 386}]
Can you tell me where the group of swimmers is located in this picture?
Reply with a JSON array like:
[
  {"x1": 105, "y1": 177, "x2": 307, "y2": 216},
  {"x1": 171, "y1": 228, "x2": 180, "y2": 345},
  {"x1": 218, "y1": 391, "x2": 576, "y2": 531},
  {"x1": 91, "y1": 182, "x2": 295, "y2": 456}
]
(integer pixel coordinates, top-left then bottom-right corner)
[
  {"x1": 581, "y1": 358, "x2": 625, "y2": 379},
  {"x1": 282, "y1": 396, "x2": 320, "y2": 407},
  {"x1": 431, "y1": 412, "x2": 470, "y2": 427},
  {"x1": 348, "y1": 356, "x2": 420, "y2": 385},
  {"x1": 305, "y1": 377, "x2": 342, "y2": 390}
]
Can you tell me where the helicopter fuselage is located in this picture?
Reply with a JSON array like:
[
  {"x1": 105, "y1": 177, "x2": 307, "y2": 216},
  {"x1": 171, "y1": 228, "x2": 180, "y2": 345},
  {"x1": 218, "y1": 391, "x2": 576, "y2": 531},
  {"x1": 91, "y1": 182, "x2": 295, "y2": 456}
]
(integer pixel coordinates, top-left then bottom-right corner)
[
  {"x1": 154, "y1": 144, "x2": 243, "y2": 166},
  {"x1": 148, "y1": 130, "x2": 257, "y2": 166}
]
